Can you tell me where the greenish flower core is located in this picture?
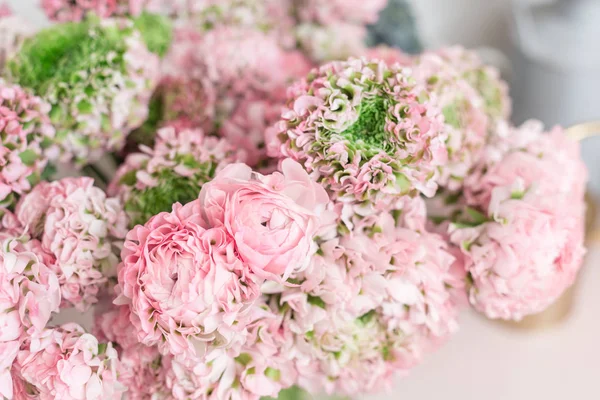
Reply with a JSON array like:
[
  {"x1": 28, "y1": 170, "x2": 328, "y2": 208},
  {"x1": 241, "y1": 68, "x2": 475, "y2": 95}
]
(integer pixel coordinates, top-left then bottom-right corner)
[
  {"x1": 341, "y1": 96, "x2": 390, "y2": 151},
  {"x1": 464, "y1": 69, "x2": 504, "y2": 118},
  {"x1": 9, "y1": 17, "x2": 129, "y2": 96}
]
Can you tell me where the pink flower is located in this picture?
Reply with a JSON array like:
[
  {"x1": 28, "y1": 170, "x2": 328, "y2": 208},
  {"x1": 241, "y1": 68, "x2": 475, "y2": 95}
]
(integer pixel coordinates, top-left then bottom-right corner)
[
  {"x1": 165, "y1": 303, "x2": 296, "y2": 400},
  {"x1": 15, "y1": 177, "x2": 128, "y2": 311},
  {"x1": 0, "y1": 80, "x2": 55, "y2": 210},
  {"x1": 200, "y1": 159, "x2": 329, "y2": 280},
  {"x1": 116, "y1": 200, "x2": 262, "y2": 362},
  {"x1": 450, "y1": 122, "x2": 587, "y2": 320},
  {"x1": 12, "y1": 323, "x2": 124, "y2": 400},
  {"x1": 0, "y1": 231, "x2": 61, "y2": 399}
]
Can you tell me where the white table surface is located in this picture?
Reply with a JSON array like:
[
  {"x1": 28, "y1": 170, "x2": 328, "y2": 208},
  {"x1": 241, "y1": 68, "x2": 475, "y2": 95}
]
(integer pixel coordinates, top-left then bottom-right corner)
[{"x1": 9, "y1": 2, "x2": 600, "y2": 399}]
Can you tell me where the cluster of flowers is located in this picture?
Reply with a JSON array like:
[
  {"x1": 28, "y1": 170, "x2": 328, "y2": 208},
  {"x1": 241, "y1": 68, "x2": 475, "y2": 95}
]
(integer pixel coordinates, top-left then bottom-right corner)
[{"x1": 0, "y1": 1, "x2": 589, "y2": 400}]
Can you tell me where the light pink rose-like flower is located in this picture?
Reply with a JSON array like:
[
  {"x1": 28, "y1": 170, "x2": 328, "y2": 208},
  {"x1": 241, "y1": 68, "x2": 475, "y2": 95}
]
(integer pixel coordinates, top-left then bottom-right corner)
[
  {"x1": 15, "y1": 177, "x2": 128, "y2": 311},
  {"x1": 116, "y1": 200, "x2": 262, "y2": 363},
  {"x1": 451, "y1": 121, "x2": 587, "y2": 320},
  {"x1": 0, "y1": 231, "x2": 60, "y2": 399},
  {"x1": 40, "y1": 0, "x2": 150, "y2": 21},
  {"x1": 12, "y1": 323, "x2": 124, "y2": 400},
  {"x1": 199, "y1": 158, "x2": 329, "y2": 280},
  {"x1": 0, "y1": 80, "x2": 55, "y2": 211},
  {"x1": 295, "y1": 0, "x2": 387, "y2": 25},
  {"x1": 267, "y1": 57, "x2": 448, "y2": 217},
  {"x1": 271, "y1": 209, "x2": 459, "y2": 397}
]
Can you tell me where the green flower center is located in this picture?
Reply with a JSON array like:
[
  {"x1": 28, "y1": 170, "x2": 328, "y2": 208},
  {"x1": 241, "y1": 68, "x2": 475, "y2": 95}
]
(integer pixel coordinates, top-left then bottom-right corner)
[
  {"x1": 125, "y1": 171, "x2": 202, "y2": 227},
  {"x1": 341, "y1": 96, "x2": 390, "y2": 150},
  {"x1": 464, "y1": 69, "x2": 504, "y2": 118}
]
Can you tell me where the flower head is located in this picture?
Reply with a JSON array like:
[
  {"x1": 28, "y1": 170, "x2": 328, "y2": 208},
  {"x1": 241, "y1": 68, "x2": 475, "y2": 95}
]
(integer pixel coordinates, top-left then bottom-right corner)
[
  {"x1": 450, "y1": 121, "x2": 587, "y2": 320},
  {"x1": 0, "y1": 80, "x2": 55, "y2": 211},
  {"x1": 12, "y1": 323, "x2": 124, "y2": 400},
  {"x1": 0, "y1": 232, "x2": 61, "y2": 399},
  {"x1": 41, "y1": 0, "x2": 157, "y2": 21},
  {"x1": 268, "y1": 57, "x2": 448, "y2": 215},
  {"x1": 160, "y1": 26, "x2": 311, "y2": 165},
  {"x1": 15, "y1": 177, "x2": 128, "y2": 311},
  {"x1": 8, "y1": 16, "x2": 166, "y2": 165}
]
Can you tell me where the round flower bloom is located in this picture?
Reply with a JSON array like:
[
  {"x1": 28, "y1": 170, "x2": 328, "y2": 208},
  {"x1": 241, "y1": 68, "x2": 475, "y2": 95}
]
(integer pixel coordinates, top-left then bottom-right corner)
[
  {"x1": 161, "y1": 26, "x2": 311, "y2": 165},
  {"x1": 12, "y1": 323, "x2": 124, "y2": 400},
  {"x1": 199, "y1": 159, "x2": 330, "y2": 280},
  {"x1": 411, "y1": 47, "x2": 506, "y2": 190},
  {"x1": 165, "y1": 303, "x2": 297, "y2": 400},
  {"x1": 450, "y1": 121, "x2": 587, "y2": 320},
  {"x1": 8, "y1": 15, "x2": 168, "y2": 165},
  {"x1": 15, "y1": 177, "x2": 128, "y2": 311},
  {"x1": 109, "y1": 125, "x2": 245, "y2": 227},
  {"x1": 363, "y1": 45, "x2": 413, "y2": 68},
  {"x1": 94, "y1": 305, "x2": 172, "y2": 400},
  {"x1": 116, "y1": 200, "x2": 263, "y2": 362},
  {"x1": 40, "y1": 0, "x2": 159, "y2": 21},
  {"x1": 274, "y1": 211, "x2": 459, "y2": 396},
  {"x1": 0, "y1": 80, "x2": 56, "y2": 211},
  {"x1": 267, "y1": 58, "x2": 448, "y2": 215},
  {"x1": 0, "y1": 232, "x2": 61, "y2": 399}
]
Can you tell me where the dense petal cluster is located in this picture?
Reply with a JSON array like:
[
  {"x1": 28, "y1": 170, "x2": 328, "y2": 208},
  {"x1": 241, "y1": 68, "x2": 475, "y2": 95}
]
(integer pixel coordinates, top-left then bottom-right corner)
[
  {"x1": 291, "y1": 0, "x2": 387, "y2": 62},
  {"x1": 273, "y1": 206, "x2": 459, "y2": 396},
  {"x1": 117, "y1": 159, "x2": 329, "y2": 363},
  {"x1": 8, "y1": 17, "x2": 162, "y2": 165},
  {"x1": 161, "y1": 26, "x2": 311, "y2": 165},
  {"x1": 449, "y1": 121, "x2": 587, "y2": 320},
  {"x1": 109, "y1": 125, "x2": 245, "y2": 226},
  {"x1": 268, "y1": 57, "x2": 448, "y2": 217},
  {"x1": 0, "y1": 80, "x2": 55, "y2": 211},
  {"x1": 11, "y1": 323, "x2": 124, "y2": 400},
  {"x1": 0, "y1": 231, "x2": 61, "y2": 399},
  {"x1": 411, "y1": 47, "x2": 505, "y2": 190},
  {"x1": 40, "y1": 0, "x2": 154, "y2": 21},
  {"x1": 15, "y1": 177, "x2": 128, "y2": 311}
]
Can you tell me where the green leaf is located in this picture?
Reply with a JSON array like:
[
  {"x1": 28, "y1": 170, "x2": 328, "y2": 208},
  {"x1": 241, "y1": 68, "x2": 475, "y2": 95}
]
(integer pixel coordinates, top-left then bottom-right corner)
[
  {"x1": 465, "y1": 207, "x2": 488, "y2": 224},
  {"x1": 265, "y1": 367, "x2": 281, "y2": 382},
  {"x1": 18, "y1": 149, "x2": 38, "y2": 166},
  {"x1": 307, "y1": 295, "x2": 326, "y2": 309},
  {"x1": 132, "y1": 12, "x2": 173, "y2": 57}
]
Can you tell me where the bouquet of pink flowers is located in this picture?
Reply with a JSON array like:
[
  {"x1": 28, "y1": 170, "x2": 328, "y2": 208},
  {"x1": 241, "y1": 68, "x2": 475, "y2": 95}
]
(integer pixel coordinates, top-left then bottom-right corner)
[{"x1": 0, "y1": 1, "x2": 588, "y2": 399}]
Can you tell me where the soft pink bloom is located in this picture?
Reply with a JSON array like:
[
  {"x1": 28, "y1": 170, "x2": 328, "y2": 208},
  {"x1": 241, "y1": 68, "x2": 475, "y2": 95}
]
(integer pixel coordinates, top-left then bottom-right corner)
[
  {"x1": 267, "y1": 57, "x2": 448, "y2": 217},
  {"x1": 16, "y1": 177, "x2": 128, "y2": 311},
  {"x1": 166, "y1": 303, "x2": 296, "y2": 400},
  {"x1": 162, "y1": 26, "x2": 312, "y2": 165},
  {"x1": 94, "y1": 304, "x2": 172, "y2": 400},
  {"x1": 363, "y1": 45, "x2": 413, "y2": 67},
  {"x1": 0, "y1": 80, "x2": 55, "y2": 211},
  {"x1": 451, "y1": 121, "x2": 587, "y2": 320},
  {"x1": 116, "y1": 200, "x2": 262, "y2": 362},
  {"x1": 0, "y1": 231, "x2": 60, "y2": 399},
  {"x1": 12, "y1": 323, "x2": 124, "y2": 400},
  {"x1": 199, "y1": 159, "x2": 329, "y2": 280}
]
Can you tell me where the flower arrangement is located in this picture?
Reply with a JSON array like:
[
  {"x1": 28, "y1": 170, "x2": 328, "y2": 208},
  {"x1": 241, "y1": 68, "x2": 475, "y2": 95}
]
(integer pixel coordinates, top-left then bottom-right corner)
[{"x1": 0, "y1": 1, "x2": 589, "y2": 400}]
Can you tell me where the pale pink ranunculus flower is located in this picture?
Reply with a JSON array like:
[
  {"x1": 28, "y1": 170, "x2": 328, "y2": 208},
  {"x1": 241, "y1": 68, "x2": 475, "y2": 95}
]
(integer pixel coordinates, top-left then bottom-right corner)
[
  {"x1": 116, "y1": 200, "x2": 262, "y2": 363},
  {"x1": 451, "y1": 121, "x2": 587, "y2": 320},
  {"x1": 12, "y1": 323, "x2": 125, "y2": 400},
  {"x1": 200, "y1": 158, "x2": 329, "y2": 281},
  {"x1": 0, "y1": 231, "x2": 61, "y2": 399},
  {"x1": 15, "y1": 177, "x2": 128, "y2": 311}
]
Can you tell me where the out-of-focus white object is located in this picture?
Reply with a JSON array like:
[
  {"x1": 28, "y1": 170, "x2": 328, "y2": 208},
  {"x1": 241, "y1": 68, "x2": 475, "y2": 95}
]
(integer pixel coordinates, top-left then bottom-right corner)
[
  {"x1": 0, "y1": 13, "x2": 35, "y2": 71},
  {"x1": 510, "y1": 0, "x2": 600, "y2": 126}
]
